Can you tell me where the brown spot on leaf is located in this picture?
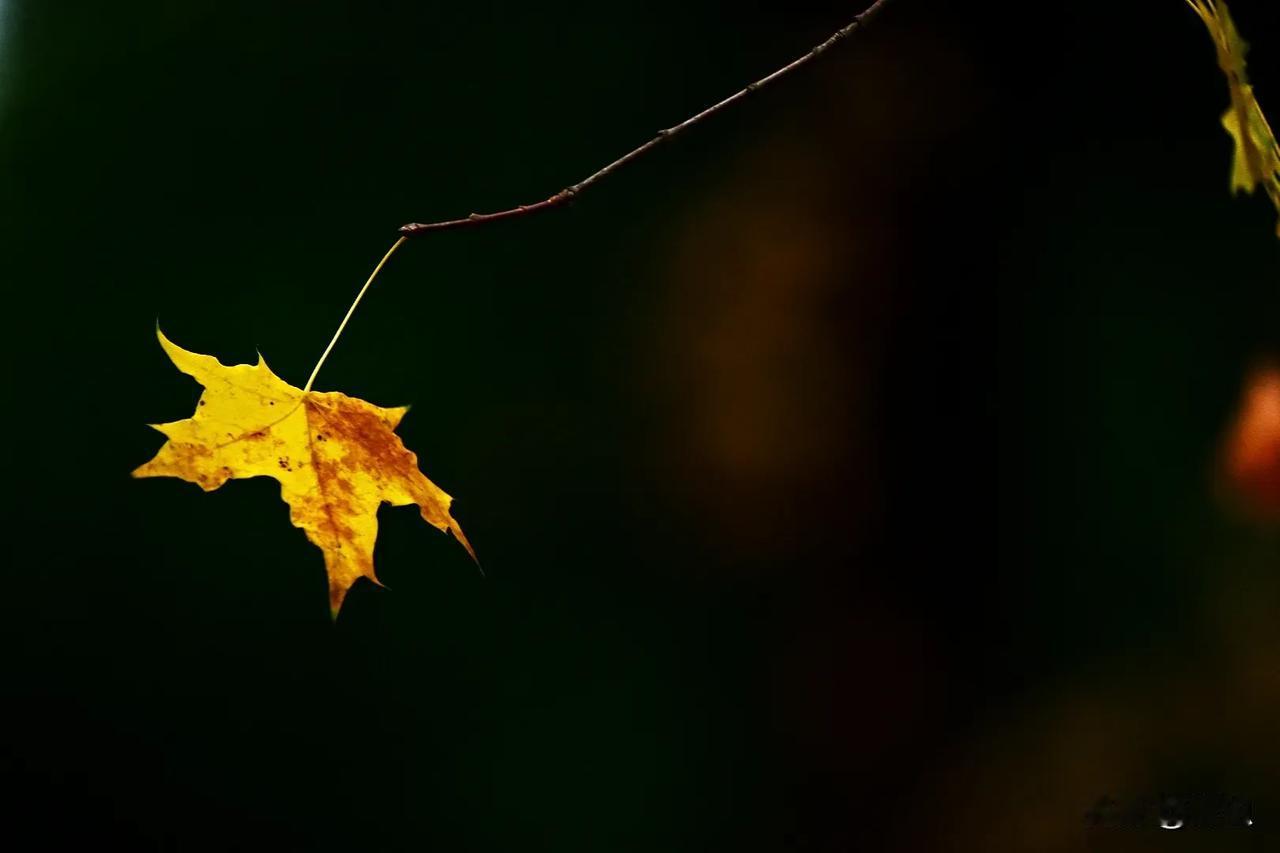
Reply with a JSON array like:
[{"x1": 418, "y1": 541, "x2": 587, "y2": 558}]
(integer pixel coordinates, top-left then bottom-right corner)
[{"x1": 308, "y1": 396, "x2": 416, "y2": 474}]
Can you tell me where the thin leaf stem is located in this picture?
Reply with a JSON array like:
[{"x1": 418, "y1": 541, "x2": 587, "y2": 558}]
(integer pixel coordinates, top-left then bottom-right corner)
[
  {"x1": 304, "y1": 236, "x2": 408, "y2": 392},
  {"x1": 307, "y1": 2, "x2": 892, "y2": 388}
]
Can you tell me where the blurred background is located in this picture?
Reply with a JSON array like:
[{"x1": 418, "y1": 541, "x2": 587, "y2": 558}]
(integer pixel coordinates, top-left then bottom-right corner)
[{"x1": 3, "y1": 0, "x2": 1280, "y2": 849}]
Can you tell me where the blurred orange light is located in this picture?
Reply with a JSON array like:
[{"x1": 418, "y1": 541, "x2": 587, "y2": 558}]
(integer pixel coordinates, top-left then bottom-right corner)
[{"x1": 1224, "y1": 364, "x2": 1280, "y2": 516}]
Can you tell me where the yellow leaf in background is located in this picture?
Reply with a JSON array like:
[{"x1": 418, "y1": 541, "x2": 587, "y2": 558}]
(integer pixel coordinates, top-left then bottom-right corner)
[
  {"x1": 1186, "y1": 0, "x2": 1280, "y2": 236},
  {"x1": 133, "y1": 329, "x2": 474, "y2": 616}
]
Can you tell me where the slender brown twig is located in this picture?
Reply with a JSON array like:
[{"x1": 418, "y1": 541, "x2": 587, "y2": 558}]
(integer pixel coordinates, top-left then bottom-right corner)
[{"x1": 399, "y1": 0, "x2": 895, "y2": 236}]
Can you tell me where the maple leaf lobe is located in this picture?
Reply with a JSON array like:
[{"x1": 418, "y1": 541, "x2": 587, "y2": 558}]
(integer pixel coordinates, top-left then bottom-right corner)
[{"x1": 133, "y1": 329, "x2": 474, "y2": 615}]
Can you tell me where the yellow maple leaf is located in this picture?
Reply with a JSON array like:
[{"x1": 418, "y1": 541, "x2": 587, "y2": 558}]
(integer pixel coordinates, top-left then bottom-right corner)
[
  {"x1": 132, "y1": 328, "x2": 475, "y2": 616},
  {"x1": 1186, "y1": 0, "x2": 1280, "y2": 236}
]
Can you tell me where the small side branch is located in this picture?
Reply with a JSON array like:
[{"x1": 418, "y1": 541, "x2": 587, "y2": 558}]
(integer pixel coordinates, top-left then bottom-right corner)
[{"x1": 399, "y1": 0, "x2": 895, "y2": 236}]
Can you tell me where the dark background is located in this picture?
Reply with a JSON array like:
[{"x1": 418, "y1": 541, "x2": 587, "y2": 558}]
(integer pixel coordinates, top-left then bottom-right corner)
[{"x1": 3, "y1": 0, "x2": 1280, "y2": 850}]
